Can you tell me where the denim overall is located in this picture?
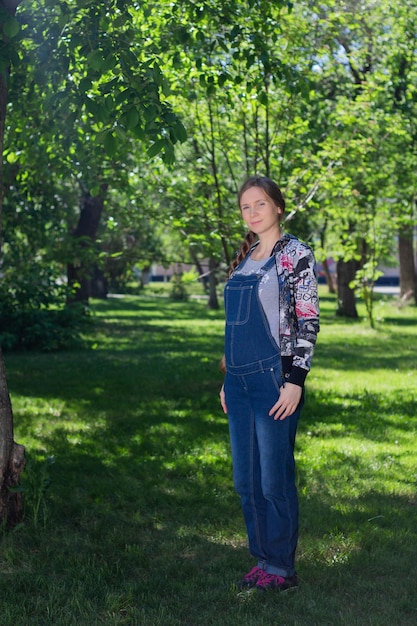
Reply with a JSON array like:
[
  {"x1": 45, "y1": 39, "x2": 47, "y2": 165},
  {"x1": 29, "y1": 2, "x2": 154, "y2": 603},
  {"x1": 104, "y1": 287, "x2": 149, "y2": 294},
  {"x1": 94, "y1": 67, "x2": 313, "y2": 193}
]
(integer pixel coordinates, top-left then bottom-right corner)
[{"x1": 224, "y1": 254, "x2": 301, "y2": 578}]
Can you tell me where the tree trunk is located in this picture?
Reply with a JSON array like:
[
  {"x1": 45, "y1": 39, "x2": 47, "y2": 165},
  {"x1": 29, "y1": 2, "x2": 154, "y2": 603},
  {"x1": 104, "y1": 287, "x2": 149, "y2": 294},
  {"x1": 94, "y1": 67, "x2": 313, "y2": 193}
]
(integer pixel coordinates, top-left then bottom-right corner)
[
  {"x1": 207, "y1": 256, "x2": 219, "y2": 309},
  {"x1": 336, "y1": 259, "x2": 359, "y2": 318},
  {"x1": 322, "y1": 257, "x2": 337, "y2": 294},
  {"x1": 319, "y1": 224, "x2": 336, "y2": 293},
  {"x1": 190, "y1": 251, "x2": 208, "y2": 294},
  {"x1": 0, "y1": 349, "x2": 25, "y2": 527},
  {"x1": 67, "y1": 188, "x2": 107, "y2": 304},
  {"x1": 398, "y1": 227, "x2": 417, "y2": 304},
  {"x1": 0, "y1": 0, "x2": 26, "y2": 528},
  {"x1": 89, "y1": 266, "x2": 108, "y2": 299}
]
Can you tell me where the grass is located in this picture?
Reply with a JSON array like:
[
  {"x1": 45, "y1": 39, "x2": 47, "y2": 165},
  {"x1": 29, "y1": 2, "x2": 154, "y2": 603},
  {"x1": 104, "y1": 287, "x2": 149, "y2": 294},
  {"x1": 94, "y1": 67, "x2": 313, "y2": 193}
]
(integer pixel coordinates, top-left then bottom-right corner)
[{"x1": 1, "y1": 287, "x2": 416, "y2": 625}]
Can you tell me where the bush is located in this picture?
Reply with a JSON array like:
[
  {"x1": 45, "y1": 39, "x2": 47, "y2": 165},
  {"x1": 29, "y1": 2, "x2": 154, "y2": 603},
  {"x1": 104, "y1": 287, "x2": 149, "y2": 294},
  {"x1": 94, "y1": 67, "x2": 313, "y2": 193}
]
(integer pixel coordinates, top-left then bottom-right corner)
[
  {"x1": 0, "y1": 271, "x2": 90, "y2": 351},
  {"x1": 169, "y1": 274, "x2": 189, "y2": 301},
  {"x1": 0, "y1": 303, "x2": 90, "y2": 351}
]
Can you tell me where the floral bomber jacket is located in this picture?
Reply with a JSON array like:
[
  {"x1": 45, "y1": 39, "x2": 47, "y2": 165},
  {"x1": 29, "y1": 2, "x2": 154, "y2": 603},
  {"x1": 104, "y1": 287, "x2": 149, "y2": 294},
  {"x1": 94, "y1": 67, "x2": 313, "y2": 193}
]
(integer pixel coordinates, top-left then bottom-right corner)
[{"x1": 270, "y1": 234, "x2": 320, "y2": 387}]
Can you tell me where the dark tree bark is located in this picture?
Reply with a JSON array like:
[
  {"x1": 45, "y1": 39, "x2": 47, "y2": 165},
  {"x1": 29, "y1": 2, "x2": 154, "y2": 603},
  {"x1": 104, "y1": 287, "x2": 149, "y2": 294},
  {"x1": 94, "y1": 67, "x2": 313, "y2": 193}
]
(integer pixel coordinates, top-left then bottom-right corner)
[
  {"x1": 0, "y1": 0, "x2": 26, "y2": 528},
  {"x1": 336, "y1": 259, "x2": 359, "y2": 318},
  {"x1": 0, "y1": 350, "x2": 25, "y2": 527},
  {"x1": 319, "y1": 225, "x2": 336, "y2": 294},
  {"x1": 190, "y1": 250, "x2": 208, "y2": 294},
  {"x1": 398, "y1": 227, "x2": 417, "y2": 304},
  {"x1": 322, "y1": 257, "x2": 337, "y2": 294},
  {"x1": 89, "y1": 266, "x2": 108, "y2": 299},
  {"x1": 67, "y1": 188, "x2": 108, "y2": 304},
  {"x1": 207, "y1": 256, "x2": 219, "y2": 310}
]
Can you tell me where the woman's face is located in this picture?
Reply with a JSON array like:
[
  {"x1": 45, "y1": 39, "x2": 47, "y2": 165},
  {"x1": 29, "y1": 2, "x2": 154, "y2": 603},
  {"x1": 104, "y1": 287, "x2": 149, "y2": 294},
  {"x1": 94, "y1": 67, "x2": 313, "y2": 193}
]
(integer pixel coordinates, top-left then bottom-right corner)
[{"x1": 240, "y1": 186, "x2": 282, "y2": 237}]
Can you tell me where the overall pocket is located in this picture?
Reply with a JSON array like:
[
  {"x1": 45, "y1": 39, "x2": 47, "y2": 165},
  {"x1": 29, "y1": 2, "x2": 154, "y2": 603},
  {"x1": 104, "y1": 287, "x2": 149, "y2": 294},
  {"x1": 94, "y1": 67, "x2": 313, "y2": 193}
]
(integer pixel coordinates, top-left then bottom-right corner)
[
  {"x1": 269, "y1": 364, "x2": 284, "y2": 394},
  {"x1": 225, "y1": 284, "x2": 253, "y2": 326}
]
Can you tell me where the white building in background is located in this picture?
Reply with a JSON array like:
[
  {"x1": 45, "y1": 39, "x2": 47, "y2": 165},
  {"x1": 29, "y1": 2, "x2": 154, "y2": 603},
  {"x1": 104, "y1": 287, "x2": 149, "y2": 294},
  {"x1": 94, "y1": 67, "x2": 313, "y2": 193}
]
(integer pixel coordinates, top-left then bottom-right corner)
[{"x1": 135, "y1": 261, "x2": 211, "y2": 284}]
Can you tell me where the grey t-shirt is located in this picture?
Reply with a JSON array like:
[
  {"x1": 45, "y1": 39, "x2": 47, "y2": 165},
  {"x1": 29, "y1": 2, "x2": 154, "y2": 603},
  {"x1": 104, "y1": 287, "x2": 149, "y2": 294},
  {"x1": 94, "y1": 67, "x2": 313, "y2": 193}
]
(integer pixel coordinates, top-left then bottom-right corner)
[{"x1": 233, "y1": 254, "x2": 280, "y2": 348}]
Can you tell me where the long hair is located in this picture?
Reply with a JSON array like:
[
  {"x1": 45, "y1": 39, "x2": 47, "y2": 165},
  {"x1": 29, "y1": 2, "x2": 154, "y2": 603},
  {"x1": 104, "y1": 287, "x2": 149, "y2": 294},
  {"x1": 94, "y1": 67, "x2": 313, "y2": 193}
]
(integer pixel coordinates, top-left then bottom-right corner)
[{"x1": 229, "y1": 176, "x2": 286, "y2": 275}]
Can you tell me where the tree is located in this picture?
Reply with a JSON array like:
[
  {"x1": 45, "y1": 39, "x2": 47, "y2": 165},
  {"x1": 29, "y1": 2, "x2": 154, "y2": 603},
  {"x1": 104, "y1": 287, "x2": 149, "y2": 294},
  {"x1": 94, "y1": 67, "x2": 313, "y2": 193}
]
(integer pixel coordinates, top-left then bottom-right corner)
[
  {"x1": 382, "y1": 0, "x2": 417, "y2": 303},
  {"x1": 133, "y1": 0, "x2": 322, "y2": 309},
  {"x1": 0, "y1": 0, "x2": 190, "y2": 525},
  {"x1": 4, "y1": 0, "x2": 187, "y2": 305},
  {"x1": 303, "y1": 0, "x2": 417, "y2": 320},
  {"x1": 0, "y1": 0, "x2": 26, "y2": 527}
]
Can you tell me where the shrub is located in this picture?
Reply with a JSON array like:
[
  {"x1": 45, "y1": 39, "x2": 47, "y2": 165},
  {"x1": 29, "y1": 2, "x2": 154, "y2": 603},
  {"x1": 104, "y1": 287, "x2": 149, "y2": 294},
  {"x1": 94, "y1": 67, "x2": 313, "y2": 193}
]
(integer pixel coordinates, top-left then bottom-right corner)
[
  {"x1": 169, "y1": 273, "x2": 189, "y2": 301},
  {"x1": 0, "y1": 274, "x2": 90, "y2": 351}
]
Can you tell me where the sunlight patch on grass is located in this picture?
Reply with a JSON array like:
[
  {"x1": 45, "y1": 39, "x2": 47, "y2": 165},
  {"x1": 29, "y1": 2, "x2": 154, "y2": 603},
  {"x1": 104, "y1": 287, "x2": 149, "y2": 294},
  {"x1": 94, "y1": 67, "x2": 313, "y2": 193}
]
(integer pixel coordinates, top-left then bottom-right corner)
[
  {"x1": 298, "y1": 432, "x2": 416, "y2": 501},
  {"x1": 3, "y1": 292, "x2": 417, "y2": 626},
  {"x1": 312, "y1": 368, "x2": 416, "y2": 394}
]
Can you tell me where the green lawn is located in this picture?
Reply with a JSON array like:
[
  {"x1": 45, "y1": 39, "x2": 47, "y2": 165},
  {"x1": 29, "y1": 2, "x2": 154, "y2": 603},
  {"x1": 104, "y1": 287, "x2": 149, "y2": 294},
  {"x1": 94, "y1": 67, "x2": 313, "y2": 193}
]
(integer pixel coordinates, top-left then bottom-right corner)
[{"x1": 1, "y1": 288, "x2": 416, "y2": 625}]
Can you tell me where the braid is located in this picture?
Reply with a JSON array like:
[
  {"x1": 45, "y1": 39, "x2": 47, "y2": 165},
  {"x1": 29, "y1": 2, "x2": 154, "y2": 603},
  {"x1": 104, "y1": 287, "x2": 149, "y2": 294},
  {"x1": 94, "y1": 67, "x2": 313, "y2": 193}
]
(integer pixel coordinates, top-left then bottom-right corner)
[{"x1": 229, "y1": 231, "x2": 258, "y2": 276}]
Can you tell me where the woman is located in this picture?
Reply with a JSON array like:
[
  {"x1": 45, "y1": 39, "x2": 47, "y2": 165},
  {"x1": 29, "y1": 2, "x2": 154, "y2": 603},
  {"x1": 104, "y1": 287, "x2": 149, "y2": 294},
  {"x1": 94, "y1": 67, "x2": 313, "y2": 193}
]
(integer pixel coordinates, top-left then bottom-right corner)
[{"x1": 220, "y1": 176, "x2": 320, "y2": 592}]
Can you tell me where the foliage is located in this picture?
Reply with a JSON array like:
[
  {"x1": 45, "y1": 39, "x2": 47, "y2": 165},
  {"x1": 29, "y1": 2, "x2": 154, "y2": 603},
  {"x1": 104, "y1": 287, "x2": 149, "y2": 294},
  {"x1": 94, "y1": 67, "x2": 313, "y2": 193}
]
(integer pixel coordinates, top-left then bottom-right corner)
[
  {"x1": 168, "y1": 273, "x2": 189, "y2": 301},
  {"x1": 301, "y1": 0, "x2": 417, "y2": 317},
  {"x1": 1, "y1": 0, "x2": 417, "y2": 336},
  {"x1": 168, "y1": 269, "x2": 199, "y2": 301},
  {"x1": 96, "y1": 188, "x2": 169, "y2": 292},
  {"x1": 0, "y1": 269, "x2": 89, "y2": 350},
  {"x1": 130, "y1": 0, "x2": 322, "y2": 309},
  {"x1": 2, "y1": 0, "x2": 189, "y2": 313},
  {"x1": 0, "y1": 290, "x2": 416, "y2": 624},
  {"x1": 7, "y1": 0, "x2": 187, "y2": 165},
  {"x1": 102, "y1": 0, "x2": 416, "y2": 316},
  {"x1": 21, "y1": 453, "x2": 55, "y2": 528}
]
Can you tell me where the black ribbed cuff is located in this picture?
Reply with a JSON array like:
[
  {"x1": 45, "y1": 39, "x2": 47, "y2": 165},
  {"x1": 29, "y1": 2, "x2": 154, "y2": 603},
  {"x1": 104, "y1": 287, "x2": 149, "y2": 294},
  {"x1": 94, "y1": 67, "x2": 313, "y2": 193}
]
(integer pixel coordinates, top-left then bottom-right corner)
[{"x1": 281, "y1": 356, "x2": 308, "y2": 387}]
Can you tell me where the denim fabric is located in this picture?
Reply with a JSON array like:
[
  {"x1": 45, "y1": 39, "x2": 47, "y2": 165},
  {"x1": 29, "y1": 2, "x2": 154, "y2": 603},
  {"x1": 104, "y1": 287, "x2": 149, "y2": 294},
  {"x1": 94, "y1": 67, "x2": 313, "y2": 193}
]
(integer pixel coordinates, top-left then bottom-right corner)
[
  {"x1": 224, "y1": 255, "x2": 280, "y2": 375},
  {"x1": 224, "y1": 255, "x2": 302, "y2": 578}
]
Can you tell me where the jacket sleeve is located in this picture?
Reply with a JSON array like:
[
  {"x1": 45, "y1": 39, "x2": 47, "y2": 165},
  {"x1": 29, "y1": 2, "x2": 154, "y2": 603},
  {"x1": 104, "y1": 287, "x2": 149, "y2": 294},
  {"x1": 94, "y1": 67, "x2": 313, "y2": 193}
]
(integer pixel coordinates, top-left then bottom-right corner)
[{"x1": 286, "y1": 244, "x2": 320, "y2": 387}]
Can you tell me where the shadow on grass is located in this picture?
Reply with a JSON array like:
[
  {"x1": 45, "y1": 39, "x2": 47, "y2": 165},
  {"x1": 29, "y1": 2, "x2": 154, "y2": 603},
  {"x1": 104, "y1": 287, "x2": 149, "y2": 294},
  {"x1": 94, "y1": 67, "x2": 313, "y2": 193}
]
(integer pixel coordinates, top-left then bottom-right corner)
[
  {"x1": 8, "y1": 396, "x2": 417, "y2": 624},
  {"x1": 2, "y1": 294, "x2": 416, "y2": 624},
  {"x1": 314, "y1": 338, "x2": 417, "y2": 372},
  {"x1": 301, "y1": 387, "x2": 417, "y2": 437}
]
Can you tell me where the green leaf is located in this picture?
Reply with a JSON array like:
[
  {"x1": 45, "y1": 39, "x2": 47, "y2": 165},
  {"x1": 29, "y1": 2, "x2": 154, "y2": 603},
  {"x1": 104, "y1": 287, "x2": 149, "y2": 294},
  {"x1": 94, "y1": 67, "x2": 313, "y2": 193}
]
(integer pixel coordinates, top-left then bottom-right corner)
[
  {"x1": 162, "y1": 144, "x2": 175, "y2": 165},
  {"x1": 101, "y1": 54, "x2": 117, "y2": 73},
  {"x1": 125, "y1": 107, "x2": 140, "y2": 129},
  {"x1": 132, "y1": 124, "x2": 146, "y2": 140},
  {"x1": 153, "y1": 61, "x2": 163, "y2": 86},
  {"x1": 85, "y1": 98, "x2": 109, "y2": 123},
  {"x1": 147, "y1": 139, "x2": 166, "y2": 158},
  {"x1": 6, "y1": 152, "x2": 18, "y2": 164},
  {"x1": 143, "y1": 105, "x2": 157, "y2": 123},
  {"x1": 113, "y1": 14, "x2": 130, "y2": 28},
  {"x1": 104, "y1": 95, "x2": 115, "y2": 113},
  {"x1": 229, "y1": 25, "x2": 241, "y2": 41},
  {"x1": 103, "y1": 132, "x2": 117, "y2": 156},
  {"x1": 99, "y1": 77, "x2": 119, "y2": 94},
  {"x1": 171, "y1": 120, "x2": 187, "y2": 143},
  {"x1": 259, "y1": 91, "x2": 268, "y2": 106},
  {"x1": 3, "y1": 17, "x2": 20, "y2": 39},
  {"x1": 218, "y1": 72, "x2": 231, "y2": 87},
  {"x1": 86, "y1": 50, "x2": 105, "y2": 71},
  {"x1": 79, "y1": 77, "x2": 92, "y2": 92}
]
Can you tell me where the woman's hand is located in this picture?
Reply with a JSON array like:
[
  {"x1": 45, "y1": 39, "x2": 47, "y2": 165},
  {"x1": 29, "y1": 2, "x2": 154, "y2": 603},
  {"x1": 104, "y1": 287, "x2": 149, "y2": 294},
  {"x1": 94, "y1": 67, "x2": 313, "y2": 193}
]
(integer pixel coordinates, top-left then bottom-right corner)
[
  {"x1": 269, "y1": 382, "x2": 302, "y2": 421},
  {"x1": 220, "y1": 385, "x2": 227, "y2": 414}
]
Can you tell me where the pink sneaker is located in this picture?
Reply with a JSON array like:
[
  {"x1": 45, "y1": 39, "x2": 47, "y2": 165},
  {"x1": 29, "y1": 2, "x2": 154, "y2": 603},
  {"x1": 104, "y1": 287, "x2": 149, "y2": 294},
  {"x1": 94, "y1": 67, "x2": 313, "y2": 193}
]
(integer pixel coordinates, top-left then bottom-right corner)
[
  {"x1": 255, "y1": 571, "x2": 298, "y2": 591},
  {"x1": 236, "y1": 566, "x2": 265, "y2": 589}
]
